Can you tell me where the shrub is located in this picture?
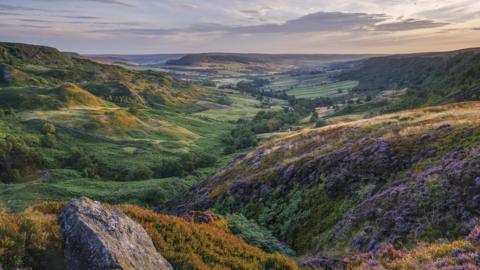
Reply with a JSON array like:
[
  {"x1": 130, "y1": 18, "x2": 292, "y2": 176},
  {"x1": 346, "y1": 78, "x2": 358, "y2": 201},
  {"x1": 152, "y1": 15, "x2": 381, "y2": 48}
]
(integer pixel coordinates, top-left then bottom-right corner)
[
  {"x1": 315, "y1": 119, "x2": 327, "y2": 128},
  {"x1": 0, "y1": 136, "x2": 42, "y2": 183},
  {"x1": 41, "y1": 122, "x2": 56, "y2": 135},
  {"x1": 222, "y1": 125, "x2": 258, "y2": 153},
  {"x1": 310, "y1": 111, "x2": 319, "y2": 123},
  {"x1": 120, "y1": 205, "x2": 301, "y2": 270},
  {"x1": 0, "y1": 203, "x2": 300, "y2": 270},
  {"x1": 0, "y1": 210, "x2": 64, "y2": 270},
  {"x1": 126, "y1": 165, "x2": 153, "y2": 181},
  {"x1": 63, "y1": 148, "x2": 99, "y2": 178},
  {"x1": 216, "y1": 95, "x2": 233, "y2": 106},
  {"x1": 226, "y1": 213, "x2": 295, "y2": 256},
  {"x1": 153, "y1": 159, "x2": 185, "y2": 178},
  {"x1": 42, "y1": 134, "x2": 57, "y2": 148}
]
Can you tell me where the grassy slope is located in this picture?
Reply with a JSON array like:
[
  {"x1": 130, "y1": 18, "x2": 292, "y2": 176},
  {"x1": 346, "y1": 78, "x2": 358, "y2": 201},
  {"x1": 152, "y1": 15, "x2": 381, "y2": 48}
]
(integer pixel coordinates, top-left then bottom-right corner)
[
  {"x1": 0, "y1": 42, "x2": 283, "y2": 213},
  {"x1": 171, "y1": 101, "x2": 480, "y2": 257},
  {"x1": 0, "y1": 202, "x2": 300, "y2": 270},
  {"x1": 338, "y1": 49, "x2": 480, "y2": 113},
  {"x1": 0, "y1": 176, "x2": 195, "y2": 212},
  {"x1": 0, "y1": 87, "x2": 279, "y2": 211}
]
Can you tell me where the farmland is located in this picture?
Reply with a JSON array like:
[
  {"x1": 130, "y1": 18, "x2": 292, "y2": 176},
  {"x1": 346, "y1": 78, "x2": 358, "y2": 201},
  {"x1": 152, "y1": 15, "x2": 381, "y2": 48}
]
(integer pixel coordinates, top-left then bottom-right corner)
[{"x1": 263, "y1": 73, "x2": 358, "y2": 99}]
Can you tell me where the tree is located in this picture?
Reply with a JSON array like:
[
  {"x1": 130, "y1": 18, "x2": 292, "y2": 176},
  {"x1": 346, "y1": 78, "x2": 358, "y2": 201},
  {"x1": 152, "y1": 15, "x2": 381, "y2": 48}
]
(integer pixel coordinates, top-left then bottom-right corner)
[
  {"x1": 41, "y1": 123, "x2": 56, "y2": 135},
  {"x1": 310, "y1": 111, "x2": 319, "y2": 123},
  {"x1": 315, "y1": 119, "x2": 327, "y2": 128}
]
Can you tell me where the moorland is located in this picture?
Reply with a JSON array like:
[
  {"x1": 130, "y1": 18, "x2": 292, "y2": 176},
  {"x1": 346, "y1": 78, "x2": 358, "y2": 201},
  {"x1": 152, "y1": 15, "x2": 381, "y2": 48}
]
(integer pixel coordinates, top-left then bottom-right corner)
[{"x1": 1, "y1": 42, "x2": 480, "y2": 270}]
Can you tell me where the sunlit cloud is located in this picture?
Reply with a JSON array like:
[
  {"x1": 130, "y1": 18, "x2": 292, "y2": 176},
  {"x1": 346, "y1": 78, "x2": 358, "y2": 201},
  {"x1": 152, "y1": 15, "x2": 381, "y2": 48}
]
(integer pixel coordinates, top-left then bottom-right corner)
[{"x1": 0, "y1": 0, "x2": 478, "y2": 53}]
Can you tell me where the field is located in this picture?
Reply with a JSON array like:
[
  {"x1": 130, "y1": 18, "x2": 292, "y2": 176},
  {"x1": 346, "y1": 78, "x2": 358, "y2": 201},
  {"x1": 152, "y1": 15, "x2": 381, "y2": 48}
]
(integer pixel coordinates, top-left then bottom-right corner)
[
  {"x1": 0, "y1": 85, "x2": 281, "y2": 211},
  {"x1": 194, "y1": 90, "x2": 287, "y2": 122},
  {"x1": 263, "y1": 73, "x2": 358, "y2": 99},
  {"x1": 0, "y1": 175, "x2": 195, "y2": 212}
]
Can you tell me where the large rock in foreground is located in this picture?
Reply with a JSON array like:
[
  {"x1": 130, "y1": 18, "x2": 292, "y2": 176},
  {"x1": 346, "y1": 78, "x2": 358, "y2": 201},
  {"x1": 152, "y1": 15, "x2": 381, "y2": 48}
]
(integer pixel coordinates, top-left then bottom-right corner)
[{"x1": 59, "y1": 197, "x2": 172, "y2": 270}]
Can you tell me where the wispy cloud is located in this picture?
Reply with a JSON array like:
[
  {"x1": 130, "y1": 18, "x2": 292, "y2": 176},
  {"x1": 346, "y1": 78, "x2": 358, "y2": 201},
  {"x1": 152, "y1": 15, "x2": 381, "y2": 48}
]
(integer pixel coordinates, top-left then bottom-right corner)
[
  {"x1": 17, "y1": 18, "x2": 52, "y2": 23},
  {"x1": 93, "y1": 11, "x2": 448, "y2": 36},
  {"x1": 61, "y1": 15, "x2": 102, "y2": 20},
  {"x1": 32, "y1": 0, "x2": 134, "y2": 7},
  {"x1": 375, "y1": 19, "x2": 448, "y2": 31},
  {"x1": 0, "y1": 4, "x2": 43, "y2": 11},
  {"x1": 415, "y1": 0, "x2": 480, "y2": 23}
]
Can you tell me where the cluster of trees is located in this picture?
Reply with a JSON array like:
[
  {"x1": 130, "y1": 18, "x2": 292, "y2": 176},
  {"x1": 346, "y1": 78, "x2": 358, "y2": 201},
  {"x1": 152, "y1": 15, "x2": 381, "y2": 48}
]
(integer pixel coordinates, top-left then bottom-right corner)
[
  {"x1": 221, "y1": 94, "x2": 338, "y2": 154},
  {"x1": 232, "y1": 79, "x2": 291, "y2": 100},
  {"x1": 340, "y1": 51, "x2": 480, "y2": 110},
  {"x1": 222, "y1": 124, "x2": 258, "y2": 154},
  {"x1": 0, "y1": 107, "x2": 15, "y2": 118},
  {"x1": 0, "y1": 136, "x2": 43, "y2": 183},
  {"x1": 216, "y1": 95, "x2": 233, "y2": 106},
  {"x1": 62, "y1": 148, "x2": 217, "y2": 181},
  {"x1": 222, "y1": 109, "x2": 302, "y2": 154}
]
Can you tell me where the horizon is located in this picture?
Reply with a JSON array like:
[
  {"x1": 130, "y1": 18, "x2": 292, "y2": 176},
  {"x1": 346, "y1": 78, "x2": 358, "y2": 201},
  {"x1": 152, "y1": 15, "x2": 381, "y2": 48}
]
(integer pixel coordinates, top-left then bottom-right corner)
[
  {"x1": 4, "y1": 40, "x2": 480, "y2": 56},
  {"x1": 0, "y1": 0, "x2": 479, "y2": 54}
]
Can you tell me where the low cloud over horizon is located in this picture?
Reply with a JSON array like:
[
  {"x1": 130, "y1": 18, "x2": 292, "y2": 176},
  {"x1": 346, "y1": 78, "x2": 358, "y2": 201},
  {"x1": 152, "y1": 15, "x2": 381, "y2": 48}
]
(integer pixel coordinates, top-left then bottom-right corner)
[{"x1": 0, "y1": 0, "x2": 479, "y2": 54}]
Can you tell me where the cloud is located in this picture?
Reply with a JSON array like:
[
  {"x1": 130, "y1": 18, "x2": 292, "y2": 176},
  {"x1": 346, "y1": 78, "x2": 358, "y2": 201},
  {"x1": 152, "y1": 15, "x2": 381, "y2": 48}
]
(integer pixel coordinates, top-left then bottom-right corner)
[
  {"x1": 61, "y1": 15, "x2": 102, "y2": 19},
  {"x1": 415, "y1": 0, "x2": 480, "y2": 23},
  {"x1": 32, "y1": 0, "x2": 134, "y2": 7},
  {"x1": 0, "y1": 23, "x2": 51, "y2": 29},
  {"x1": 77, "y1": 0, "x2": 134, "y2": 6},
  {"x1": 0, "y1": 11, "x2": 22, "y2": 16},
  {"x1": 375, "y1": 19, "x2": 449, "y2": 31},
  {"x1": 94, "y1": 11, "x2": 448, "y2": 37},
  {"x1": 0, "y1": 4, "x2": 43, "y2": 11},
  {"x1": 17, "y1": 18, "x2": 52, "y2": 23},
  {"x1": 240, "y1": 7, "x2": 273, "y2": 16}
]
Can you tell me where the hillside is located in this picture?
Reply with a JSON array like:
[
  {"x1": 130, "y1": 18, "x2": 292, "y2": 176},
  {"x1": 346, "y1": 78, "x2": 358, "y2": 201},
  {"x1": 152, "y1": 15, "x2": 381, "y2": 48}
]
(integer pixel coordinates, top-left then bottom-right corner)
[
  {"x1": 166, "y1": 53, "x2": 266, "y2": 66},
  {"x1": 84, "y1": 54, "x2": 185, "y2": 66},
  {"x1": 339, "y1": 47, "x2": 480, "y2": 112},
  {"x1": 0, "y1": 42, "x2": 286, "y2": 211},
  {"x1": 0, "y1": 42, "x2": 201, "y2": 107},
  {"x1": 0, "y1": 201, "x2": 299, "y2": 270},
  {"x1": 171, "y1": 101, "x2": 480, "y2": 259},
  {"x1": 165, "y1": 53, "x2": 374, "y2": 68}
]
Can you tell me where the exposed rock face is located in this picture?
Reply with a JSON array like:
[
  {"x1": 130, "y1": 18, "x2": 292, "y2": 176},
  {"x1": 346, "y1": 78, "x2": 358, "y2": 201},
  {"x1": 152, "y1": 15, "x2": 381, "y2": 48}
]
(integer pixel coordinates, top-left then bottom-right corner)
[
  {"x1": 181, "y1": 210, "x2": 223, "y2": 224},
  {"x1": 59, "y1": 197, "x2": 172, "y2": 270},
  {"x1": 170, "y1": 114, "x2": 480, "y2": 256}
]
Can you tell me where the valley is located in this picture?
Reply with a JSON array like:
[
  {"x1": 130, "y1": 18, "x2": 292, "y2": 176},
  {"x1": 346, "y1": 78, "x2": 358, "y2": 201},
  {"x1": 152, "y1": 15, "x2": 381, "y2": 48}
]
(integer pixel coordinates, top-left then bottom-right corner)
[{"x1": 1, "y1": 41, "x2": 480, "y2": 270}]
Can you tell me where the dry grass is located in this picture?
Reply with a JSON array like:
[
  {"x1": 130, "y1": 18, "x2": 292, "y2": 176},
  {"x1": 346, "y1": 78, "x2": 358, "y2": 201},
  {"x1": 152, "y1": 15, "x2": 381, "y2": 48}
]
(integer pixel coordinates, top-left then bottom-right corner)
[
  {"x1": 259, "y1": 101, "x2": 480, "y2": 165},
  {"x1": 0, "y1": 202, "x2": 300, "y2": 270}
]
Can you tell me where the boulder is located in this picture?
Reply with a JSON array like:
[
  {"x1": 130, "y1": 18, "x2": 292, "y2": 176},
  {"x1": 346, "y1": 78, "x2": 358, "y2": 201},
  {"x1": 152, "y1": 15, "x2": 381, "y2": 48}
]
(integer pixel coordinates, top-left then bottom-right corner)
[{"x1": 59, "y1": 197, "x2": 172, "y2": 270}]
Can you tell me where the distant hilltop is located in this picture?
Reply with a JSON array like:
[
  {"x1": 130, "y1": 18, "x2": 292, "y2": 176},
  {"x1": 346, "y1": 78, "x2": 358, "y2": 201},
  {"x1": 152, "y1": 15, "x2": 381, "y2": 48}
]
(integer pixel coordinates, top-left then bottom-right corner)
[{"x1": 165, "y1": 52, "x2": 377, "y2": 67}]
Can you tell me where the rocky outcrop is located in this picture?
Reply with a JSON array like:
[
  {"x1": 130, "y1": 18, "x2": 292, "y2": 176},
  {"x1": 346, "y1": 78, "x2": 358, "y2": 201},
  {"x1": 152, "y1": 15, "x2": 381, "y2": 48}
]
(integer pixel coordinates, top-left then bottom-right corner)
[
  {"x1": 59, "y1": 197, "x2": 172, "y2": 270},
  {"x1": 181, "y1": 210, "x2": 223, "y2": 224}
]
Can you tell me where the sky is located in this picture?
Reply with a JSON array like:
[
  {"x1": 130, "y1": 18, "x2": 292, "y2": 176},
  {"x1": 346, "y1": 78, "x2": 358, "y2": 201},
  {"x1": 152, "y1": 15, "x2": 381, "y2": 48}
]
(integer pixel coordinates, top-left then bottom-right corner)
[{"x1": 0, "y1": 0, "x2": 479, "y2": 54}]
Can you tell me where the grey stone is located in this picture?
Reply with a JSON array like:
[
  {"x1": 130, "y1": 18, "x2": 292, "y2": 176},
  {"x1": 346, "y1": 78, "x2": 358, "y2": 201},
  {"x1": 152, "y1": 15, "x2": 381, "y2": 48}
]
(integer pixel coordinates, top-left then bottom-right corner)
[{"x1": 59, "y1": 197, "x2": 172, "y2": 270}]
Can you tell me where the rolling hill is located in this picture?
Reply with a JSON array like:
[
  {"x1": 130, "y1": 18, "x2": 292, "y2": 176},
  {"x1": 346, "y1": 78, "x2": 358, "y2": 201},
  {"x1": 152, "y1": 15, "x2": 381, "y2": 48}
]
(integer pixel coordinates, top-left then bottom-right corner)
[
  {"x1": 3, "y1": 41, "x2": 480, "y2": 269},
  {"x1": 0, "y1": 42, "x2": 284, "y2": 208},
  {"x1": 339, "y1": 47, "x2": 480, "y2": 112},
  {"x1": 84, "y1": 54, "x2": 185, "y2": 66},
  {"x1": 165, "y1": 53, "x2": 375, "y2": 67},
  {"x1": 170, "y1": 101, "x2": 480, "y2": 261}
]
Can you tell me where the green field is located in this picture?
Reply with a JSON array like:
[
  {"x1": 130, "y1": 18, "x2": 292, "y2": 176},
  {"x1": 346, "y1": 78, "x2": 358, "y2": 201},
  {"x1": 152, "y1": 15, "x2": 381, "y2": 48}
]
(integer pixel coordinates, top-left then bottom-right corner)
[
  {"x1": 0, "y1": 174, "x2": 195, "y2": 212},
  {"x1": 0, "y1": 86, "x2": 280, "y2": 211},
  {"x1": 265, "y1": 73, "x2": 358, "y2": 99},
  {"x1": 194, "y1": 91, "x2": 286, "y2": 122}
]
